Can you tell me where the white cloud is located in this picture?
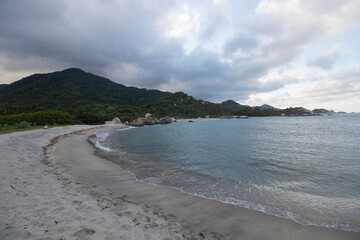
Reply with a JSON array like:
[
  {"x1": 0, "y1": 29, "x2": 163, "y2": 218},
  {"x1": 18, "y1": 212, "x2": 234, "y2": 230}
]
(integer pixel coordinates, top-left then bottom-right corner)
[
  {"x1": 308, "y1": 44, "x2": 341, "y2": 69},
  {"x1": 166, "y1": 4, "x2": 201, "y2": 39},
  {"x1": 200, "y1": 0, "x2": 229, "y2": 39},
  {"x1": 244, "y1": 66, "x2": 360, "y2": 111}
]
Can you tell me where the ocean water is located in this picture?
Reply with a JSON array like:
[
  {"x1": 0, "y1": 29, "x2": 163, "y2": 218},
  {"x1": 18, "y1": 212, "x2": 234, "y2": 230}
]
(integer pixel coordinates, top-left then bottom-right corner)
[{"x1": 91, "y1": 114, "x2": 360, "y2": 231}]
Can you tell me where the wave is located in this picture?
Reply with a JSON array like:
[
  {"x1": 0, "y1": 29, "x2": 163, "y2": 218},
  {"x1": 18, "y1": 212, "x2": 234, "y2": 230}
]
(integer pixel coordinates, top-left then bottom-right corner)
[{"x1": 89, "y1": 127, "x2": 135, "y2": 152}]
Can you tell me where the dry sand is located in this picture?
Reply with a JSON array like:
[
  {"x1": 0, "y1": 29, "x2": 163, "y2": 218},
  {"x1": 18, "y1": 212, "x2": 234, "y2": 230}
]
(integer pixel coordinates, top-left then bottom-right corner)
[{"x1": 1, "y1": 125, "x2": 359, "y2": 239}]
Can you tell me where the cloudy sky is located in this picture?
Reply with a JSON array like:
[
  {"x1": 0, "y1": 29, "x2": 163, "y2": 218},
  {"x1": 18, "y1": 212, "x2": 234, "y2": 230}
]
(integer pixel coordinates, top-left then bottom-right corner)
[{"x1": 1, "y1": 0, "x2": 359, "y2": 111}]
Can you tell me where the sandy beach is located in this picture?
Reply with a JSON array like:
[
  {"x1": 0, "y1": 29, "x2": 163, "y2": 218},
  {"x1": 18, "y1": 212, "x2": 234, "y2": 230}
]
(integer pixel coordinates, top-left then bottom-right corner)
[
  {"x1": 1, "y1": 125, "x2": 360, "y2": 239},
  {"x1": 0, "y1": 125, "x2": 219, "y2": 240}
]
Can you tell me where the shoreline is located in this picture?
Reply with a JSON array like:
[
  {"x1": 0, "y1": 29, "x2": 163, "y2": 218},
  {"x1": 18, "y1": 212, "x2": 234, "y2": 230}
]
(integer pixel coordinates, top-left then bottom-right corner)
[
  {"x1": 1, "y1": 125, "x2": 359, "y2": 239},
  {"x1": 55, "y1": 126, "x2": 359, "y2": 239}
]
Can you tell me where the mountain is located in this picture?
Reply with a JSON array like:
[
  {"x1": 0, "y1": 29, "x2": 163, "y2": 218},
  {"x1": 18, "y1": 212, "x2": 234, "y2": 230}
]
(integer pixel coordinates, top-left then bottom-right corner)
[
  {"x1": 0, "y1": 68, "x2": 171, "y2": 111},
  {"x1": 141, "y1": 92, "x2": 231, "y2": 119},
  {"x1": 220, "y1": 100, "x2": 250, "y2": 111},
  {"x1": 253, "y1": 104, "x2": 280, "y2": 111}
]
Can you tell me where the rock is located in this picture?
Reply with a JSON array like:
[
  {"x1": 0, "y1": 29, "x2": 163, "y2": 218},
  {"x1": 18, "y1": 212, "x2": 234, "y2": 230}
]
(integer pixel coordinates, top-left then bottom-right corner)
[
  {"x1": 130, "y1": 117, "x2": 156, "y2": 126},
  {"x1": 105, "y1": 117, "x2": 122, "y2": 124},
  {"x1": 112, "y1": 117, "x2": 122, "y2": 124},
  {"x1": 145, "y1": 113, "x2": 152, "y2": 118},
  {"x1": 124, "y1": 121, "x2": 129, "y2": 125},
  {"x1": 188, "y1": 120, "x2": 194, "y2": 122},
  {"x1": 158, "y1": 117, "x2": 172, "y2": 124},
  {"x1": 143, "y1": 120, "x2": 155, "y2": 125}
]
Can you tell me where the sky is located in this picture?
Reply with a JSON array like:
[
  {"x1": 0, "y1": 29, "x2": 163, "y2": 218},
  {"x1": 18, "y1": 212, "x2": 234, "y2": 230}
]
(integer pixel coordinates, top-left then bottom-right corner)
[{"x1": 0, "y1": 0, "x2": 359, "y2": 112}]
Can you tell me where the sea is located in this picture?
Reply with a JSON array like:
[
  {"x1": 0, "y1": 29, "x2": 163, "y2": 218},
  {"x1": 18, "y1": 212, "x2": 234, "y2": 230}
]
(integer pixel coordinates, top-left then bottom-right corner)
[{"x1": 91, "y1": 114, "x2": 360, "y2": 232}]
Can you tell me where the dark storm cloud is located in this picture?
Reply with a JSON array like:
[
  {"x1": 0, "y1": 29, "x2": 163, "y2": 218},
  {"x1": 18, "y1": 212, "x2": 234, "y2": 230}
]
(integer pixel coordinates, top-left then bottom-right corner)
[
  {"x1": 0, "y1": 0, "x2": 261, "y2": 102},
  {"x1": 0, "y1": 0, "x2": 358, "y2": 105},
  {"x1": 0, "y1": 0, "x2": 181, "y2": 77}
]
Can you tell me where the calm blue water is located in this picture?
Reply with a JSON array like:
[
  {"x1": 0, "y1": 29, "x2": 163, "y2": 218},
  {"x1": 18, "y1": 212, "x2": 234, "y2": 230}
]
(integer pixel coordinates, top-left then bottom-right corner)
[{"x1": 92, "y1": 114, "x2": 360, "y2": 231}]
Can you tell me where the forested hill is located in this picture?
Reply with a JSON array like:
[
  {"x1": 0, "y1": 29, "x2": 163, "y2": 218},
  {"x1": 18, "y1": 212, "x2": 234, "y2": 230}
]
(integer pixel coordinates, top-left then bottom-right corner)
[
  {"x1": 220, "y1": 100, "x2": 249, "y2": 110},
  {"x1": 141, "y1": 92, "x2": 231, "y2": 119},
  {"x1": 0, "y1": 68, "x2": 171, "y2": 112}
]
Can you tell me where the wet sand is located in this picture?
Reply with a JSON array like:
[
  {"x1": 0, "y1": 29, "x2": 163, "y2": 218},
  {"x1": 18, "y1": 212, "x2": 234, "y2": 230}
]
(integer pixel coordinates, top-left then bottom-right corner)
[{"x1": 54, "y1": 128, "x2": 360, "y2": 240}]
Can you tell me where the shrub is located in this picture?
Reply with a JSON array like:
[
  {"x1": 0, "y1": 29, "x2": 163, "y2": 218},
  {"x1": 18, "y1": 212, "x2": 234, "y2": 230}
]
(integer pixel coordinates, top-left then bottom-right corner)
[
  {"x1": 17, "y1": 121, "x2": 31, "y2": 129},
  {"x1": 0, "y1": 111, "x2": 80, "y2": 126}
]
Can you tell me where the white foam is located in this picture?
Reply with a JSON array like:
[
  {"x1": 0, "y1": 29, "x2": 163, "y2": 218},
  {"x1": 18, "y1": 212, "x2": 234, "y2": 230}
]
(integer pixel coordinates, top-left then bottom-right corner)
[
  {"x1": 89, "y1": 130, "x2": 114, "y2": 152},
  {"x1": 90, "y1": 127, "x2": 136, "y2": 153}
]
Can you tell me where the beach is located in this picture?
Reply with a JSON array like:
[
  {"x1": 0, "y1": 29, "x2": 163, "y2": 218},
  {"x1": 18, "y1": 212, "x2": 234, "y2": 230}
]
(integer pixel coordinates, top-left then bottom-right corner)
[
  {"x1": 0, "y1": 125, "x2": 220, "y2": 240},
  {"x1": 1, "y1": 125, "x2": 359, "y2": 239}
]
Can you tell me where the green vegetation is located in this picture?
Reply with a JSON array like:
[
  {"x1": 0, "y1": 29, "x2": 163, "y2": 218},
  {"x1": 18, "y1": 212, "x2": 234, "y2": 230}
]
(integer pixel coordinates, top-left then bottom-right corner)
[
  {"x1": 0, "y1": 111, "x2": 80, "y2": 126},
  {"x1": 0, "y1": 68, "x2": 170, "y2": 114},
  {"x1": 220, "y1": 100, "x2": 249, "y2": 111},
  {"x1": 140, "y1": 92, "x2": 231, "y2": 119},
  {"x1": 220, "y1": 100, "x2": 281, "y2": 117},
  {"x1": 72, "y1": 104, "x2": 141, "y2": 124},
  {"x1": 69, "y1": 92, "x2": 232, "y2": 124},
  {"x1": 232, "y1": 107, "x2": 282, "y2": 117},
  {"x1": 312, "y1": 108, "x2": 333, "y2": 114},
  {"x1": 0, "y1": 110, "x2": 80, "y2": 134}
]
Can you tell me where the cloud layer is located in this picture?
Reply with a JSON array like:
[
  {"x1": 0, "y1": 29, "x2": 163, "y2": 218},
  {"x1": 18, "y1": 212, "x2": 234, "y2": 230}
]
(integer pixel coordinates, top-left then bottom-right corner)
[{"x1": 0, "y1": 0, "x2": 359, "y2": 111}]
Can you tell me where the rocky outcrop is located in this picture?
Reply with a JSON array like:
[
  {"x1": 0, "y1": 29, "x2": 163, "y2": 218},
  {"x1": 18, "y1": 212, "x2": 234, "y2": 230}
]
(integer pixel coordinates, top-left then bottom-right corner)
[
  {"x1": 145, "y1": 113, "x2": 152, "y2": 118},
  {"x1": 130, "y1": 115, "x2": 175, "y2": 127},
  {"x1": 158, "y1": 117, "x2": 172, "y2": 124},
  {"x1": 130, "y1": 117, "x2": 156, "y2": 127}
]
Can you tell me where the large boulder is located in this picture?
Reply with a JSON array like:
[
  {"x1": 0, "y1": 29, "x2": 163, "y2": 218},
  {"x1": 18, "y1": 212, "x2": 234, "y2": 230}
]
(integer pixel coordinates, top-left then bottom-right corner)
[
  {"x1": 145, "y1": 113, "x2": 152, "y2": 118},
  {"x1": 112, "y1": 117, "x2": 122, "y2": 124},
  {"x1": 130, "y1": 117, "x2": 156, "y2": 127},
  {"x1": 105, "y1": 117, "x2": 122, "y2": 124},
  {"x1": 158, "y1": 117, "x2": 172, "y2": 124}
]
